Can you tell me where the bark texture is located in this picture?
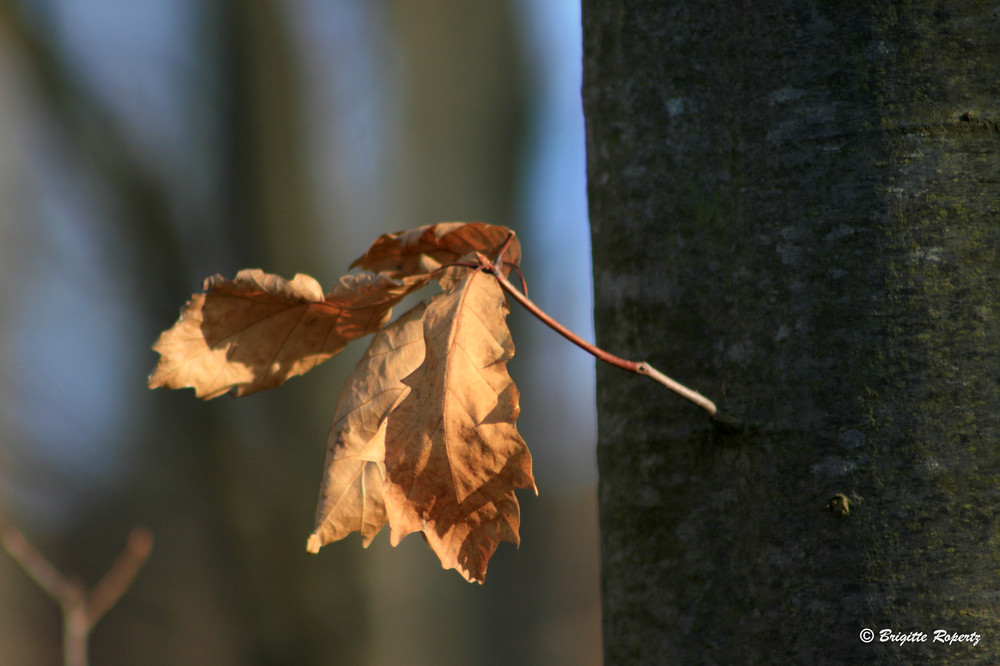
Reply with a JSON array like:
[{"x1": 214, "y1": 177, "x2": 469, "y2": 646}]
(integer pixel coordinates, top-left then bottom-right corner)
[{"x1": 583, "y1": 2, "x2": 1000, "y2": 663}]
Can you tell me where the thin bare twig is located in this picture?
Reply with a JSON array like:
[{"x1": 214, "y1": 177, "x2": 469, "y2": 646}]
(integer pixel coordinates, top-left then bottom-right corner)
[
  {"x1": 86, "y1": 528, "x2": 154, "y2": 628},
  {"x1": 476, "y1": 246, "x2": 718, "y2": 418},
  {"x1": 0, "y1": 518, "x2": 153, "y2": 666}
]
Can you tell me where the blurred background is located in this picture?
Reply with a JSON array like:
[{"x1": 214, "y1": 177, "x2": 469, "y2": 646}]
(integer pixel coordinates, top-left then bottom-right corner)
[{"x1": 0, "y1": 0, "x2": 598, "y2": 664}]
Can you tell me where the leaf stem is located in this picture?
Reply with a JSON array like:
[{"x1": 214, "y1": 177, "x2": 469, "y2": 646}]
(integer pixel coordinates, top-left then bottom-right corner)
[{"x1": 491, "y1": 271, "x2": 718, "y2": 417}]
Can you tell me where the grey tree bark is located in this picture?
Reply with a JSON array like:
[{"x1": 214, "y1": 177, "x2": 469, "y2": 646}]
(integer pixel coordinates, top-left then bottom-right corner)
[{"x1": 583, "y1": 2, "x2": 1000, "y2": 664}]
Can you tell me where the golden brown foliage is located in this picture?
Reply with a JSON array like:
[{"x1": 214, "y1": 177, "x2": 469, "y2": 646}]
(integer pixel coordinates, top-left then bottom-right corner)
[
  {"x1": 150, "y1": 223, "x2": 533, "y2": 581},
  {"x1": 383, "y1": 271, "x2": 535, "y2": 583},
  {"x1": 148, "y1": 269, "x2": 425, "y2": 399}
]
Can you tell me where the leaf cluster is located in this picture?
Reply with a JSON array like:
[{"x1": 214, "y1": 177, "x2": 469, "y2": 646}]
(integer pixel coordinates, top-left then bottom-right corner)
[{"x1": 149, "y1": 223, "x2": 535, "y2": 582}]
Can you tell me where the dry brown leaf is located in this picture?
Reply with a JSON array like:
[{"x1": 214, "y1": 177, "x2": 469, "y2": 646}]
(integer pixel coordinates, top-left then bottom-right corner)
[
  {"x1": 149, "y1": 268, "x2": 426, "y2": 399},
  {"x1": 350, "y1": 222, "x2": 521, "y2": 289},
  {"x1": 306, "y1": 303, "x2": 427, "y2": 551},
  {"x1": 150, "y1": 223, "x2": 544, "y2": 582},
  {"x1": 383, "y1": 270, "x2": 536, "y2": 583}
]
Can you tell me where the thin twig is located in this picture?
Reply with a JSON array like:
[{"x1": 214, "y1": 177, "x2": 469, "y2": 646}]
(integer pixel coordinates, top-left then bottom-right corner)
[
  {"x1": 488, "y1": 265, "x2": 718, "y2": 417},
  {"x1": 634, "y1": 362, "x2": 718, "y2": 416},
  {"x1": 491, "y1": 232, "x2": 527, "y2": 294},
  {"x1": 87, "y1": 528, "x2": 154, "y2": 628},
  {"x1": 0, "y1": 518, "x2": 153, "y2": 666},
  {"x1": 0, "y1": 517, "x2": 72, "y2": 599}
]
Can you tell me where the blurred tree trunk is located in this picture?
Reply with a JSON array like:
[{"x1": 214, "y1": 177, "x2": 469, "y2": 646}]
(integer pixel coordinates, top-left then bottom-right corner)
[
  {"x1": 0, "y1": 1, "x2": 366, "y2": 663},
  {"x1": 0, "y1": 3, "x2": 249, "y2": 664},
  {"x1": 364, "y1": 3, "x2": 531, "y2": 665},
  {"x1": 388, "y1": 0, "x2": 525, "y2": 229},
  {"x1": 583, "y1": 2, "x2": 1000, "y2": 663},
  {"x1": 211, "y1": 2, "x2": 369, "y2": 663},
  {"x1": 217, "y1": 0, "x2": 321, "y2": 275}
]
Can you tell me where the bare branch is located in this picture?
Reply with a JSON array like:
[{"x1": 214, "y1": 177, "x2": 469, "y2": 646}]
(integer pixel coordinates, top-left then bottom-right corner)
[
  {"x1": 0, "y1": 517, "x2": 153, "y2": 666},
  {"x1": 86, "y1": 528, "x2": 154, "y2": 629},
  {"x1": 0, "y1": 517, "x2": 82, "y2": 605},
  {"x1": 487, "y1": 264, "x2": 719, "y2": 418}
]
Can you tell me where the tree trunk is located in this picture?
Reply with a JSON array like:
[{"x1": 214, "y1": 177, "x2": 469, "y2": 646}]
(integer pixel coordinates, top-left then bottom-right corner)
[{"x1": 583, "y1": 2, "x2": 1000, "y2": 663}]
